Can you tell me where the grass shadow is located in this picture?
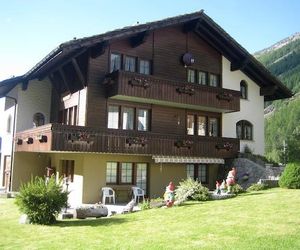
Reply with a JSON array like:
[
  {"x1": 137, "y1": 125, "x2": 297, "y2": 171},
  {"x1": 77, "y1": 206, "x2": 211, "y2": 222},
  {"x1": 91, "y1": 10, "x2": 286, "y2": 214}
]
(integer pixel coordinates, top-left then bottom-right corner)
[
  {"x1": 240, "y1": 192, "x2": 265, "y2": 196},
  {"x1": 52, "y1": 216, "x2": 128, "y2": 227}
]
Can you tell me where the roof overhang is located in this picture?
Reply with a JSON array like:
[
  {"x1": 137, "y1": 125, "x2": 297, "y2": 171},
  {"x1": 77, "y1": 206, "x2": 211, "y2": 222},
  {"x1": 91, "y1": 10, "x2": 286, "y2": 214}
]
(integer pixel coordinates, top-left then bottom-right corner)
[
  {"x1": 152, "y1": 155, "x2": 224, "y2": 164},
  {"x1": 0, "y1": 10, "x2": 293, "y2": 101}
]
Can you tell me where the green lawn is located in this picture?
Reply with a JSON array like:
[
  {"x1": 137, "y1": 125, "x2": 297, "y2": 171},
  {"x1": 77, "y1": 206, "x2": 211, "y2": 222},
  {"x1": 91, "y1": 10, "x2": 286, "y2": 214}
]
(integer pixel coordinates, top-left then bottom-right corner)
[{"x1": 1, "y1": 188, "x2": 300, "y2": 250}]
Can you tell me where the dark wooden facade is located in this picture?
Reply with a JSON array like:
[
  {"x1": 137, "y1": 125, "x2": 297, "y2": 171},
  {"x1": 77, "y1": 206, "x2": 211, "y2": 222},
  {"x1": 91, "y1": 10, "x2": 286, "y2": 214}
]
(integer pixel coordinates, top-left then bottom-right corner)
[{"x1": 15, "y1": 23, "x2": 241, "y2": 158}]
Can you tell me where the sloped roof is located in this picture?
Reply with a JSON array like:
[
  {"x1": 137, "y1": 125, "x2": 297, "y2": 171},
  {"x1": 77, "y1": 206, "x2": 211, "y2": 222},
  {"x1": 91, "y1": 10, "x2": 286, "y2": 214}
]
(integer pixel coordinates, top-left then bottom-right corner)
[{"x1": 0, "y1": 10, "x2": 293, "y2": 100}]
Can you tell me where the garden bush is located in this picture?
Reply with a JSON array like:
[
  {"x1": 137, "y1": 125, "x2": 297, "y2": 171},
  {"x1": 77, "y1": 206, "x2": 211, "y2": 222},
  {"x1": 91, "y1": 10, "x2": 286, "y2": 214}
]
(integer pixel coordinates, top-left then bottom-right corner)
[
  {"x1": 279, "y1": 162, "x2": 300, "y2": 189},
  {"x1": 175, "y1": 178, "x2": 209, "y2": 202},
  {"x1": 15, "y1": 176, "x2": 68, "y2": 225},
  {"x1": 247, "y1": 183, "x2": 269, "y2": 192},
  {"x1": 230, "y1": 184, "x2": 245, "y2": 194}
]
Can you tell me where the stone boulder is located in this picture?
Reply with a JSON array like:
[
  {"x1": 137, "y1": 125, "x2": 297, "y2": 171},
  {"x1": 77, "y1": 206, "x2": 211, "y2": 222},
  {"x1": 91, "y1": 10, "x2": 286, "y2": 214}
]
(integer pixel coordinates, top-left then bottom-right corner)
[{"x1": 75, "y1": 205, "x2": 108, "y2": 219}]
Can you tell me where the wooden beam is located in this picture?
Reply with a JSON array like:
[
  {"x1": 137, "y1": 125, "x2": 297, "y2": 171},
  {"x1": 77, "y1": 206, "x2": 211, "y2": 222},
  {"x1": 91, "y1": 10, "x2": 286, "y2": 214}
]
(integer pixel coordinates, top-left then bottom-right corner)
[
  {"x1": 72, "y1": 58, "x2": 85, "y2": 87},
  {"x1": 129, "y1": 31, "x2": 149, "y2": 48},
  {"x1": 37, "y1": 48, "x2": 87, "y2": 80},
  {"x1": 21, "y1": 79, "x2": 29, "y2": 91},
  {"x1": 90, "y1": 41, "x2": 109, "y2": 59},
  {"x1": 48, "y1": 73, "x2": 60, "y2": 95},
  {"x1": 260, "y1": 85, "x2": 278, "y2": 96},
  {"x1": 231, "y1": 58, "x2": 249, "y2": 71},
  {"x1": 58, "y1": 68, "x2": 71, "y2": 93}
]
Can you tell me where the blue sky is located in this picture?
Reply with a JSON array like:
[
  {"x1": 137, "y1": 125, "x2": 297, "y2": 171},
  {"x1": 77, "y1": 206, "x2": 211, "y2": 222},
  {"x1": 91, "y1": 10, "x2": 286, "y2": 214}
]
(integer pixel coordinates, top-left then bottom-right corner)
[{"x1": 0, "y1": 0, "x2": 299, "y2": 80}]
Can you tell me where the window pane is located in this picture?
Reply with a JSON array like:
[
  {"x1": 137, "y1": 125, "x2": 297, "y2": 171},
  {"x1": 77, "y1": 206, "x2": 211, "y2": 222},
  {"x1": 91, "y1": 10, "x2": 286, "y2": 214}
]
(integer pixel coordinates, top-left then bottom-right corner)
[
  {"x1": 236, "y1": 123, "x2": 242, "y2": 139},
  {"x1": 198, "y1": 164, "x2": 207, "y2": 183},
  {"x1": 138, "y1": 109, "x2": 149, "y2": 131},
  {"x1": 110, "y1": 54, "x2": 121, "y2": 72},
  {"x1": 122, "y1": 107, "x2": 134, "y2": 130},
  {"x1": 187, "y1": 69, "x2": 196, "y2": 83},
  {"x1": 108, "y1": 106, "x2": 119, "y2": 129},
  {"x1": 106, "y1": 162, "x2": 117, "y2": 183},
  {"x1": 198, "y1": 71, "x2": 207, "y2": 85},
  {"x1": 209, "y1": 118, "x2": 218, "y2": 137},
  {"x1": 136, "y1": 163, "x2": 147, "y2": 193},
  {"x1": 139, "y1": 60, "x2": 150, "y2": 75},
  {"x1": 198, "y1": 116, "x2": 207, "y2": 136},
  {"x1": 187, "y1": 115, "x2": 195, "y2": 135},
  {"x1": 125, "y1": 56, "x2": 136, "y2": 72},
  {"x1": 186, "y1": 164, "x2": 195, "y2": 179},
  {"x1": 209, "y1": 74, "x2": 219, "y2": 87},
  {"x1": 244, "y1": 124, "x2": 252, "y2": 140},
  {"x1": 121, "y1": 163, "x2": 133, "y2": 183}
]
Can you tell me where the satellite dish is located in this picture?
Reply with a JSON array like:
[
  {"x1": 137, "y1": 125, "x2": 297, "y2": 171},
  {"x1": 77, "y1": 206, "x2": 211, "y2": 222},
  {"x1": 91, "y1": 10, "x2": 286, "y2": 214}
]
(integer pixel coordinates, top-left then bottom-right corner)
[{"x1": 182, "y1": 52, "x2": 195, "y2": 67}]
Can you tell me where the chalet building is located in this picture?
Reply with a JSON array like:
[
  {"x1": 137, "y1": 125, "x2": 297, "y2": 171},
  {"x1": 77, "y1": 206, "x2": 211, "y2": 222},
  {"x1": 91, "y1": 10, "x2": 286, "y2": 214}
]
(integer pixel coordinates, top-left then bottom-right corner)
[{"x1": 0, "y1": 11, "x2": 292, "y2": 206}]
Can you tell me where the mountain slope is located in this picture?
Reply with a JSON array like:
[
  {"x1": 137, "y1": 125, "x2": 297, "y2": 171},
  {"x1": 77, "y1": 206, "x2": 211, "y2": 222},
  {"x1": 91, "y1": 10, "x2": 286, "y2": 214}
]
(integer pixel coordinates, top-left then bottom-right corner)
[
  {"x1": 255, "y1": 33, "x2": 300, "y2": 93},
  {"x1": 255, "y1": 33, "x2": 300, "y2": 162}
]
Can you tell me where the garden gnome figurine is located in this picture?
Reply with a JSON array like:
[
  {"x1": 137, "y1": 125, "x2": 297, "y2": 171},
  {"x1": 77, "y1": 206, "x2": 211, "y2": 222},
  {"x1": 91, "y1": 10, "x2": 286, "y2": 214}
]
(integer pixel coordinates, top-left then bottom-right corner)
[
  {"x1": 226, "y1": 167, "x2": 236, "y2": 193},
  {"x1": 215, "y1": 181, "x2": 221, "y2": 195},
  {"x1": 164, "y1": 182, "x2": 175, "y2": 207},
  {"x1": 220, "y1": 180, "x2": 226, "y2": 193}
]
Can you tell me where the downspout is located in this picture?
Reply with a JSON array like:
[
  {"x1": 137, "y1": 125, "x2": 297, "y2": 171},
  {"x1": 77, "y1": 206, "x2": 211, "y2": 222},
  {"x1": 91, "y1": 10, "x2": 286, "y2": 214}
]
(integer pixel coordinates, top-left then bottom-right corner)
[{"x1": 5, "y1": 96, "x2": 17, "y2": 192}]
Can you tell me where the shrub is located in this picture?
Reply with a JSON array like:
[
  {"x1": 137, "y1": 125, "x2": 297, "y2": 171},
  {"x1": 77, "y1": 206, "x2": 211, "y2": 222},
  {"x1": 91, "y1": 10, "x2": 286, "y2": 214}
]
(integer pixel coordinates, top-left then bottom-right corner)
[
  {"x1": 139, "y1": 199, "x2": 151, "y2": 210},
  {"x1": 279, "y1": 162, "x2": 300, "y2": 189},
  {"x1": 230, "y1": 184, "x2": 245, "y2": 194},
  {"x1": 15, "y1": 176, "x2": 68, "y2": 225},
  {"x1": 175, "y1": 178, "x2": 209, "y2": 202},
  {"x1": 247, "y1": 183, "x2": 269, "y2": 192}
]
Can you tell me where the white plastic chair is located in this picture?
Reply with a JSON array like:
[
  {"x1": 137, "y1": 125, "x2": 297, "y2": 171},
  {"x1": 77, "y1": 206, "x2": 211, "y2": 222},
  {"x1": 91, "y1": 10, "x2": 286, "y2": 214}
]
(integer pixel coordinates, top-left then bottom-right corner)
[
  {"x1": 101, "y1": 187, "x2": 116, "y2": 204},
  {"x1": 131, "y1": 186, "x2": 145, "y2": 203}
]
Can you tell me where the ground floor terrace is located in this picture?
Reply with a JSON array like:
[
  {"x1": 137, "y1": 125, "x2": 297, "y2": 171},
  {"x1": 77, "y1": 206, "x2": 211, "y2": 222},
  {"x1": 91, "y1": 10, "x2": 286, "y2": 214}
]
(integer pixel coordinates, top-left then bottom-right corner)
[{"x1": 11, "y1": 152, "x2": 224, "y2": 207}]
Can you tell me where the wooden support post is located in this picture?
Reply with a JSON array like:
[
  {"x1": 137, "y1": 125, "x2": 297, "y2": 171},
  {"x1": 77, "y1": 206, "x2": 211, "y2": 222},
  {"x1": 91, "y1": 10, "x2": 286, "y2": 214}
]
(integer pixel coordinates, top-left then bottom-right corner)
[{"x1": 72, "y1": 58, "x2": 86, "y2": 87}]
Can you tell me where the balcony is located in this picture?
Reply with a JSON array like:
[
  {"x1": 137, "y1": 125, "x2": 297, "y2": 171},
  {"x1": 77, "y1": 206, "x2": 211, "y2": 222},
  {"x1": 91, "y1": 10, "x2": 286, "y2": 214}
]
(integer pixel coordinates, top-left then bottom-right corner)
[
  {"x1": 104, "y1": 71, "x2": 240, "y2": 113},
  {"x1": 15, "y1": 124, "x2": 239, "y2": 159}
]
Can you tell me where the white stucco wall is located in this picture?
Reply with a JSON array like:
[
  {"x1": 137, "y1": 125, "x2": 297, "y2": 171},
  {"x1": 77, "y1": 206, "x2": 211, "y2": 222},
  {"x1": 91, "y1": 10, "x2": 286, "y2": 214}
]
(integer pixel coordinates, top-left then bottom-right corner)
[
  {"x1": 16, "y1": 78, "x2": 52, "y2": 132},
  {"x1": 222, "y1": 56, "x2": 265, "y2": 155}
]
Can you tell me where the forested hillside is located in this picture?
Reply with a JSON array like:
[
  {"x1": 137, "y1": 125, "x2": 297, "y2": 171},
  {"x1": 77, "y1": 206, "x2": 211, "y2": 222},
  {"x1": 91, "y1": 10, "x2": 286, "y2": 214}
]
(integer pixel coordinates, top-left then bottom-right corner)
[{"x1": 255, "y1": 33, "x2": 300, "y2": 163}]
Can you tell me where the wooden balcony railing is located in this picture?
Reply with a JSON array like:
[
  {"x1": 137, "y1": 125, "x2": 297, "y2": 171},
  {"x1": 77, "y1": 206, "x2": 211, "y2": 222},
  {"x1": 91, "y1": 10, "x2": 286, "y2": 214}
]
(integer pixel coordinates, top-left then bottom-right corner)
[
  {"x1": 15, "y1": 124, "x2": 239, "y2": 159},
  {"x1": 104, "y1": 71, "x2": 240, "y2": 112}
]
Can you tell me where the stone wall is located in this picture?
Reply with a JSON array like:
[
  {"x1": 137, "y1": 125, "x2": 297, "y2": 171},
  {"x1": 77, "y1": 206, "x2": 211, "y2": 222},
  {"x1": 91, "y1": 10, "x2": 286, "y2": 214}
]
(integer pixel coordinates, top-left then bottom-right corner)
[{"x1": 230, "y1": 158, "x2": 285, "y2": 189}]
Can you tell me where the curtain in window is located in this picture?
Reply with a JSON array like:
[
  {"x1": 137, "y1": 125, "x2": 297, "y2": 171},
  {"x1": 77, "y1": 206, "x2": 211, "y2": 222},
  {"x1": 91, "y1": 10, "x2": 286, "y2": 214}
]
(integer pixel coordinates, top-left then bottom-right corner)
[
  {"x1": 108, "y1": 106, "x2": 119, "y2": 129},
  {"x1": 187, "y1": 115, "x2": 195, "y2": 135},
  {"x1": 209, "y1": 118, "x2": 218, "y2": 137},
  {"x1": 138, "y1": 109, "x2": 149, "y2": 131},
  {"x1": 198, "y1": 116, "x2": 206, "y2": 136},
  {"x1": 122, "y1": 107, "x2": 134, "y2": 130},
  {"x1": 136, "y1": 163, "x2": 147, "y2": 193}
]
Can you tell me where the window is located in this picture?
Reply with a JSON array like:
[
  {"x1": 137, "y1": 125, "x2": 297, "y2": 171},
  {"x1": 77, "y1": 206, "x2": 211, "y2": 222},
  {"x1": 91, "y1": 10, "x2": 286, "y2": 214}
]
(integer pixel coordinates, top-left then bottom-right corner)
[
  {"x1": 187, "y1": 69, "x2": 196, "y2": 83},
  {"x1": 6, "y1": 115, "x2": 12, "y2": 133},
  {"x1": 139, "y1": 60, "x2": 150, "y2": 75},
  {"x1": 122, "y1": 107, "x2": 134, "y2": 130},
  {"x1": 121, "y1": 163, "x2": 133, "y2": 184},
  {"x1": 240, "y1": 80, "x2": 248, "y2": 99},
  {"x1": 197, "y1": 116, "x2": 207, "y2": 136},
  {"x1": 61, "y1": 160, "x2": 74, "y2": 182},
  {"x1": 209, "y1": 118, "x2": 219, "y2": 137},
  {"x1": 105, "y1": 162, "x2": 148, "y2": 192},
  {"x1": 124, "y1": 56, "x2": 136, "y2": 72},
  {"x1": 186, "y1": 164, "x2": 208, "y2": 184},
  {"x1": 108, "y1": 106, "x2": 150, "y2": 131},
  {"x1": 187, "y1": 115, "x2": 195, "y2": 135},
  {"x1": 110, "y1": 53, "x2": 121, "y2": 72},
  {"x1": 59, "y1": 106, "x2": 77, "y2": 125},
  {"x1": 137, "y1": 109, "x2": 149, "y2": 131},
  {"x1": 236, "y1": 120, "x2": 253, "y2": 140},
  {"x1": 136, "y1": 163, "x2": 147, "y2": 193},
  {"x1": 106, "y1": 162, "x2": 118, "y2": 184},
  {"x1": 209, "y1": 74, "x2": 219, "y2": 87},
  {"x1": 33, "y1": 112, "x2": 45, "y2": 127},
  {"x1": 186, "y1": 164, "x2": 195, "y2": 179},
  {"x1": 108, "y1": 105, "x2": 119, "y2": 129},
  {"x1": 198, "y1": 71, "x2": 207, "y2": 85}
]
